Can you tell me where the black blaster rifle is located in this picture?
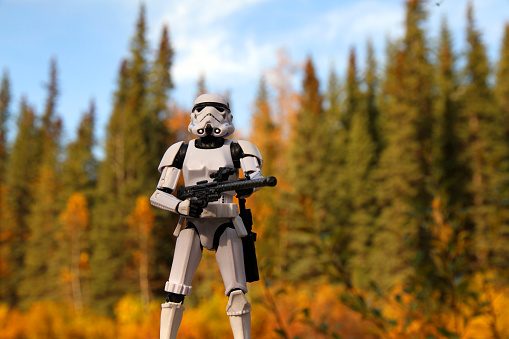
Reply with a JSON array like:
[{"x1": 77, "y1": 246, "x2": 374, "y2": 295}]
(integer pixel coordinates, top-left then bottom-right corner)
[
  {"x1": 176, "y1": 167, "x2": 277, "y2": 283},
  {"x1": 176, "y1": 167, "x2": 277, "y2": 207}
]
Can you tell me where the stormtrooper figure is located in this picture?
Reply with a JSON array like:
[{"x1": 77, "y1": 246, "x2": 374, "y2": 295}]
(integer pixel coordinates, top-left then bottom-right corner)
[{"x1": 150, "y1": 94, "x2": 264, "y2": 339}]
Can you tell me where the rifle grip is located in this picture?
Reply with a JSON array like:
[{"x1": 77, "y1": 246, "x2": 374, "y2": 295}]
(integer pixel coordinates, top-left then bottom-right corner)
[{"x1": 197, "y1": 199, "x2": 208, "y2": 208}]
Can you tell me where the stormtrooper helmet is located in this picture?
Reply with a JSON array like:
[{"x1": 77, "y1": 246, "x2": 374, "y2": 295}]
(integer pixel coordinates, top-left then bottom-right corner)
[{"x1": 188, "y1": 94, "x2": 235, "y2": 138}]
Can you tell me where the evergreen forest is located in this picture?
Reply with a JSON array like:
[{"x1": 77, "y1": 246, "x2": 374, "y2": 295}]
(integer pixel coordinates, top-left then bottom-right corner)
[{"x1": 1, "y1": 1, "x2": 509, "y2": 338}]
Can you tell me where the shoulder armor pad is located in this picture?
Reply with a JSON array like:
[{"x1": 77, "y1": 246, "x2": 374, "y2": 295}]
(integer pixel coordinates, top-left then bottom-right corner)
[
  {"x1": 237, "y1": 140, "x2": 263, "y2": 168},
  {"x1": 158, "y1": 141, "x2": 184, "y2": 173}
]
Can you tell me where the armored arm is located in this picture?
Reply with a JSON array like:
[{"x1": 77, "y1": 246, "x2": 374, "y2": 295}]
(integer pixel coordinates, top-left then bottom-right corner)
[
  {"x1": 234, "y1": 140, "x2": 264, "y2": 198},
  {"x1": 150, "y1": 142, "x2": 203, "y2": 218},
  {"x1": 237, "y1": 140, "x2": 263, "y2": 180}
]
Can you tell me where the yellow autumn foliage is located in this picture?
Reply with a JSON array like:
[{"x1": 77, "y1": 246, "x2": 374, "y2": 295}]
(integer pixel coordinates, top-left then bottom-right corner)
[
  {"x1": 59, "y1": 192, "x2": 89, "y2": 232},
  {"x1": 128, "y1": 196, "x2": 154, "y2": 234},
  {"x1": 1, "y1": 279, "x2": 508, "y2": 338},
  {"x1": 381, "y1": 274, "x2": 509, "y2": 339}
]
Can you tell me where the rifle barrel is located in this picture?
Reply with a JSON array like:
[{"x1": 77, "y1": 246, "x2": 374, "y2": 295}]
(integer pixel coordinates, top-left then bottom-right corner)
[{"x1": 177, "y1": 176, "x2": 277, "y2": 201}]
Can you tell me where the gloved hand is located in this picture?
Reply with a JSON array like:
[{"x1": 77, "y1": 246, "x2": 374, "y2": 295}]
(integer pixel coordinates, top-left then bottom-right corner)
[{"x1": 177, "y1": 199, "x2": 203, "y2": 218}]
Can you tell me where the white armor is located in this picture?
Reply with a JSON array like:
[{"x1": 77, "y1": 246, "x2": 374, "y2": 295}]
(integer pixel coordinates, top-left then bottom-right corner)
[{"x1": 150, "y1": 94, "x2": 263, "y2": 339}]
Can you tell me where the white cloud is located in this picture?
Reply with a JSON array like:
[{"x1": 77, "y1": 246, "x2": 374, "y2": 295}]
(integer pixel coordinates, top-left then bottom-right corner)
[
  {"x1": 152, "y1": 0, "x2": 276, "y2": 85},
  {"x1": 153, "y1": 0, "x2": 404, "y2": 88},
  {"x1": 173, "y1": 35, "x2": 275, "y2": 79}
]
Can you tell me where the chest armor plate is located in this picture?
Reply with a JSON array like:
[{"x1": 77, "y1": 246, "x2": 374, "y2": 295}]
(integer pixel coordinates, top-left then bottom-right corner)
[{"x1": 183, "y1": 139, "x2": 237, "y2": 186}]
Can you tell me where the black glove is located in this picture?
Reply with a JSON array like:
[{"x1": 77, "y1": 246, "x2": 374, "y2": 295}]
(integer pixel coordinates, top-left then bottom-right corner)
[{"x1": 177, "y1": 199, "x2": 204, "y2": 218}]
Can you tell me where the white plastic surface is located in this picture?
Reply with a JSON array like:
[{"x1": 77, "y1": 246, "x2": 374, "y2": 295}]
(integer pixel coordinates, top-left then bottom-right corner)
[
  {"x1": 237, "y1": 140, "x2": 263, "y2": 168},
  {"x1": 229, "y1": 313, "x2": 251, "y2": 339},
  {"x1": 160, "y1": 302, "x2": 185, "y2": 339},
  {"x1": 158, "y1": 141, "x2": 184, "y2": 173},
  {"x1": 165, "y1": 229, "x2": 202, "y2": 296},
  {"x1": 227, "y1": 290, "x2": 252, "y2": 339},
  {"x1": 183, "y1": 139, "x2": 236, "y2": 186},
  {"x1": 188, "y1": 94, "x2": 235, "y2": 138},
  {"x1": 158, "y1": 167, "x2": 181, "y2": 192},
  {"x1": 216, "y1": 228, "x2": 247, "y2": 296},
  {"x1": 150, "y1": 190, "x2": 180, "y2": 213},
  {"x1": 226, "y1": 290, "x2": 251, "y2": 316},
  {"x1": 239, "y1": 156, "x2": 263, "y2": 180}
]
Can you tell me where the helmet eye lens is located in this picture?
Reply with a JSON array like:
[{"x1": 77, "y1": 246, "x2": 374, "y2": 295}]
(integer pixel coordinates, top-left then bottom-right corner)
[{"x1": 192, "y1": 102, "x2": 229, "y2": 114}]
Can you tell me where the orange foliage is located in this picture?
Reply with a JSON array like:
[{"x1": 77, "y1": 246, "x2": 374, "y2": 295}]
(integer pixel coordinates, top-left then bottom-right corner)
[
  {"x1": 59, "y1": 192, "x2": 89, "y2": 313},
  {"x1": 1, "y1": 279, "x2": 509, "y2": 339},
  {"x1": 59, "y1": 192, "x2": 89, "y2": 232},
  {"x1": 381, "y1": 276, "x2": 509, "y2": 339},
  {"x1": 127, "y1": 196, "x2": 155, "y2": 309},
  {"x1": 128, "y1": 196, "x2": 154, "y2": 234},
  {"x1": 167, "y1": 103, "x2": 193, "y2": 143},
  {"x1": 250, "y1": 282, "x2": 378, "y2": 339}
]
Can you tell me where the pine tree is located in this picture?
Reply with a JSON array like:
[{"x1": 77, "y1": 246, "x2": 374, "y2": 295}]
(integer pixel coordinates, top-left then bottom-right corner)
[
  {"x1": 91, "y1": 5, "x2": 175, "y2": 313},
  {"x1": 318, "y1": 67, "x2": 343, "y2": 207},
  {"x1": 147, "y1": 24, "x2": 176, "y2": 298},
  {"x1": 20, "y1": 59, "x2": 63, "y2": 307},
  {"x1": 147, "y1": 24, "x2": 174, "y2": 170},
  {"x1": 432, "y1": 19, "x2": 465, "y2": 208},
  {"x1": 58, "y1": 101, "x2": 97, "y2": 309},
  {"x1": 326, "y1": 49, "x2": 364, "y2": 285},
  {"x1": 369, "y1": 0, "x2": 434, "y2": 288},
  {"x1": 91, "y1": 60, "x2": 131, "y2": 314},
  {"x1": 0, "y1": 71, "x2": 10, "y2": 186},
  {"x1": 345, "y1": 48, "x2": 378, "y2": 286},
  {"x1": 62, "y1": 100, "x2": 97, "y2": 199},
  {"x1": 493, "y1": 24, "x2": 509, "y2": 277},
  {"x1": 496, "y1": 24, "x2": 509, "y2": 145},
  {"x1": 262, "y1": 50, "x2": 299, "y2": 279},
  {"x1": 495, "y1": 24, "x2": 509, "y2": 191},
  {"x1": 343, "y1": 48, "x2": 361, "y2": 130},
  {"x1": 313, "y1": 65, "x2": 352, "y2": 285},
  {"x1": 0, "y1": 99, "x2": 38, "y2": 306},
  {"x1": 365, "y1": 40, "x2": 380, "y2": 154},
  {"x1": 249, "y1": 77, "x2": 279, "y2": 177},
  {"x1": 247, "y1": 77, "x2": 283, "y2": 279},
  {"x1": 461, "y1": 4, "x2": 509, "y2": 268},
  {"x1": 427, "y1": 20, "x2": 476, "y2": 296},
  {"x1": 285, "y1": 57, "x2": 328, "y2": 281},
  {"x1": 123, "y1": 4, "x2": 150, "y2": 198},
  {"x1": 376, "y1": 37, "x2": 399, "y2": 153},
  {"x1": 289, "y1": 57, "x2": 323, "y2": 199},
  {"x1": 0, "y1": 71, "x2": 11, "y2": 294},
  {"x1": 324, "y1": 67, "x2": 341, "y2": 129}
]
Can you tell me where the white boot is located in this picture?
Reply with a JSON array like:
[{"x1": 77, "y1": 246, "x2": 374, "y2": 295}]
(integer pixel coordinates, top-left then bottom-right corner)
[
  {"x1": 226, "y1": 290, "x2": 251, "y2": 339},
  {"x1": 229, "y1": 313, "x2": 251, "y2": 339},
  {"x1": 160, "y1": 302, "x2": 185, "y2": 339}
]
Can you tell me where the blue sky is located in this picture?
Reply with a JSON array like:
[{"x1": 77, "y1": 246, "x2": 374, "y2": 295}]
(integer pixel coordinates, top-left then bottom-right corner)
[{"x1": 1, "y1": 0, "x2": 508, "y2": 148}]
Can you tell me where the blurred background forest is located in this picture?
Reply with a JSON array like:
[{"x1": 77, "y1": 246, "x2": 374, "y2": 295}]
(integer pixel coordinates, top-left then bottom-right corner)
[{"x1": 1, "y1": 0, "x2": 509, "y2": 338}]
